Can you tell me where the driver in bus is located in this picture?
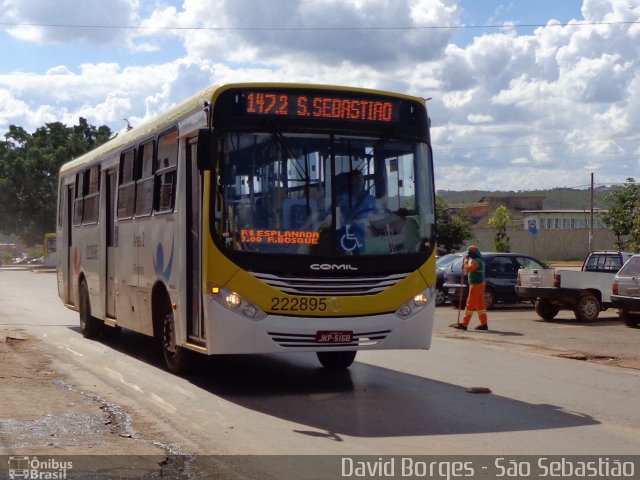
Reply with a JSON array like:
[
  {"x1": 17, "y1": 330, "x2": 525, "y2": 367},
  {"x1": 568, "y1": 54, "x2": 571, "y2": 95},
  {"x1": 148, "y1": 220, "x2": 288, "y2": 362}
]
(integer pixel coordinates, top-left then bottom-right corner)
[{"x1": 336, "y1": 170, "x2": 377, "y2": 225}]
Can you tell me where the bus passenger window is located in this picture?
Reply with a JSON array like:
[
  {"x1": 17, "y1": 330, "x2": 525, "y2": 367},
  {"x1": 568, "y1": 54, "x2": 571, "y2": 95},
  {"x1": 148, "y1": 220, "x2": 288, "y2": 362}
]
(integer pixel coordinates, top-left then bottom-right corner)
[
  {"x1": 135, "y1": 141, "x2": 155, "y2": 216},
  {"x1": 83, "y1": 165, "x2": 100, "y2": 224},
  {"x1": 73, "y1": 171, "x2": 85, "y2": 226},
  {"x1": 154, "y1": 128, "x2": 178, "y2": 214},
  {"x1": 117, "y1": 149, "x2": 136, "y2": 219}
]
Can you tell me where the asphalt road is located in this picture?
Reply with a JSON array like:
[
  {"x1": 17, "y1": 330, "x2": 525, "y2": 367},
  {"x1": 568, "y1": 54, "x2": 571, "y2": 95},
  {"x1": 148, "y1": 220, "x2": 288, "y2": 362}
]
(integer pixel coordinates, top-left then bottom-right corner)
[
  {"x1": 433, "y1": 299, "x2": 640, "y2": 370},
  {"x1": 1, "y1": 269, "x2": 639, "y2": 477}
]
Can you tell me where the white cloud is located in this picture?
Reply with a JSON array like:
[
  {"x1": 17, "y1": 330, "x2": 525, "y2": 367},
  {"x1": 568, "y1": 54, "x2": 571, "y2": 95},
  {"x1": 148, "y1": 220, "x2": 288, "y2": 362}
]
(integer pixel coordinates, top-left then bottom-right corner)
[
  {"x1": 467, "y1": 113, "x2": 493, "y2": 124},
  {"x1": 1, "y1": 0, "x2": 140, "y2": 44},
  {"x1": 1, "y1": 0, "x2": 640, "y2": 191}
]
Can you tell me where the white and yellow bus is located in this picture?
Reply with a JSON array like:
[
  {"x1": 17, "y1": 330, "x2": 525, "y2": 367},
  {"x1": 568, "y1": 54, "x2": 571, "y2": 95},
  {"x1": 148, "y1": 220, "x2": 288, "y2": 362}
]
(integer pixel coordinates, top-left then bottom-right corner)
[
  {"x1": 43, "y1": 232, "x2": 57, "y2": 268},
  {"x1": 56, "y1": 83, "x2": 437, "y2": 373}
]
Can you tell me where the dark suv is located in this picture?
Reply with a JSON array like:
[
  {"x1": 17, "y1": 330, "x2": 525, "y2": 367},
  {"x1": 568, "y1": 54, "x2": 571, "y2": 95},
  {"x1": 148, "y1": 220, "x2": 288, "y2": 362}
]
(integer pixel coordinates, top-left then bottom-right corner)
[
  {"x1": 435, "y1": 253, "x2": 464, "y2": 306},
  {"x1": 443, "y1": 252, "x2": 548, "y2": 309}
]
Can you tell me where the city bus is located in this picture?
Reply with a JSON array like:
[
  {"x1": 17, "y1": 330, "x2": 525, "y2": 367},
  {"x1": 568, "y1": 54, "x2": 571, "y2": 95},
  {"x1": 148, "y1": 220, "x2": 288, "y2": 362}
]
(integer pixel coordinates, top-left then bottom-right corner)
[
  {"x1": 43, "y1": 232, "x2": 57, "y2": 268},
  {"x1": 56, "y1": 83, "x2": 437, "y2": 373}
]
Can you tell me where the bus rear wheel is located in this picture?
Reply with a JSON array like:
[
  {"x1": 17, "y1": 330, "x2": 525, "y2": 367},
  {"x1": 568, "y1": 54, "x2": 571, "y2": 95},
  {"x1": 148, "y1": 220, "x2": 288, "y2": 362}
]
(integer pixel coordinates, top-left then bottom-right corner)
[
  {"x1": 316, "y1": 350, "x2": 357, "y2": 369},
  {"x1": 79, "y1": 280, "x2": 101, "y2": 339},
  {"x1": 162, "y1": 311, "x2": 191, "y2": 375}
]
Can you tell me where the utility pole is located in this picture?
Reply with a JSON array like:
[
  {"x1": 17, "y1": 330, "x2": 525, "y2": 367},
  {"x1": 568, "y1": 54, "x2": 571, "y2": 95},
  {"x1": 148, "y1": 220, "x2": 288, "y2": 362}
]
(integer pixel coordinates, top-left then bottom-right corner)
[{"x1": 589, "y1": 172, "x2": 594, "y2": 252}]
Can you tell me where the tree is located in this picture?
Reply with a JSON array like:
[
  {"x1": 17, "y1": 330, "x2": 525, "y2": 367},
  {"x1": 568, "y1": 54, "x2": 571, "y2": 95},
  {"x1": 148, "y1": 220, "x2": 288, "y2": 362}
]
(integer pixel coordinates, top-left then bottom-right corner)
[
  {"x1": 0, "y1": 119, "x2": 112, "y2": 245},
  {"x1": 598, "y1": 178, "x2": 640, "y2": 251},
  {"x1": 487, "y1": 205, "x2": 511, "y2": 252},
  {"x1": 435, "y1": 195, "x2": 473, "y2": 253}
]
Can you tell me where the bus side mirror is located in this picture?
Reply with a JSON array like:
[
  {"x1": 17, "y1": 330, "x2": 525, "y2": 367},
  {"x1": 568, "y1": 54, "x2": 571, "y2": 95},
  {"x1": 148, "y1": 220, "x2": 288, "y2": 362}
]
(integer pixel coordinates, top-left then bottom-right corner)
[{"x1": 197, "y1": 129, "x2": 214, "y2": 171}]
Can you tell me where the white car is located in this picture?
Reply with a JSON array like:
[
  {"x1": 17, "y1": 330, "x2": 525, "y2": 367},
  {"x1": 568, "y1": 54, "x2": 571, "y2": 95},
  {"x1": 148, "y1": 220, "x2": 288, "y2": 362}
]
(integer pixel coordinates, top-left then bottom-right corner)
[{"x1": 611, "y1": 254, "x2": 640, "y2": 327}]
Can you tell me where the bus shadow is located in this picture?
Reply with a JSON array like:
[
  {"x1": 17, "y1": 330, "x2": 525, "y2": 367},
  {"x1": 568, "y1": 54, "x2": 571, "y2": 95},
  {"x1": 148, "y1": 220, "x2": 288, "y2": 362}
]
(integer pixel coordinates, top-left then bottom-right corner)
[
  {"x1": 74, "y1": 327, "x2": 601, "y2": 439},
  {"x1": 193, "y1": 355, "x2": 598, "y2": 438}
]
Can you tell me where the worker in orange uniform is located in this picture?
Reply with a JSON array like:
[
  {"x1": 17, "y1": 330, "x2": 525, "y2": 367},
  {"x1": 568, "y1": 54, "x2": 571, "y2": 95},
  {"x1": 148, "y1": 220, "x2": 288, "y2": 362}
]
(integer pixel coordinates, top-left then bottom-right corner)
[{"x1": 451, "y1": 245, "x2": 489, "y2": 331}]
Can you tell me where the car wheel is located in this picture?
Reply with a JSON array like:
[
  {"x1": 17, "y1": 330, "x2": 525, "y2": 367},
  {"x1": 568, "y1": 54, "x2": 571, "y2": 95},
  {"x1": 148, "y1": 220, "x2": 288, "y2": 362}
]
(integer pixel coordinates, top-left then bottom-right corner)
[
  {"x1": 619, "y1": 309, "x2": 640, "y2": 327},
  {"x1": 435, "y1": 288, "x2": 446, "y2": 306},
  {"x1": 573, "y1": 295, "x2": 600, "y2": 322},
  {"x1": 483, "y1": 288, "x2": 495, "y2": 310},
  {"x1": 535, "y1": 300, "x2": 560, "y2": 321}
]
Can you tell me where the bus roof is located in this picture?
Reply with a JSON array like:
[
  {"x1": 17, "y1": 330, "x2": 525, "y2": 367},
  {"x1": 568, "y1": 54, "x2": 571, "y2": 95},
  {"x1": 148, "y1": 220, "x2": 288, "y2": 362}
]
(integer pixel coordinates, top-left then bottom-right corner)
[{"x1": 59, "y1": 82, "x2": 426, "y2": 176}]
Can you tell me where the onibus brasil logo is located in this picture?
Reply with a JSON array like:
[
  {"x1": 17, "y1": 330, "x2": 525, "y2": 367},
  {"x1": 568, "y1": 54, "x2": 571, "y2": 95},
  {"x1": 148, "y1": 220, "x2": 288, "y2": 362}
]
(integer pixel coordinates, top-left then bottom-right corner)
[{"x1": 8, "y1": 457, "x2": 73, "y2": 479}]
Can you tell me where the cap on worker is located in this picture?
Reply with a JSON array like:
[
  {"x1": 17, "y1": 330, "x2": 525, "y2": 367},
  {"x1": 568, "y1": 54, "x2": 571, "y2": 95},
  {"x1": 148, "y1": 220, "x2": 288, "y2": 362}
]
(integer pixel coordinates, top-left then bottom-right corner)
[{"x1": 466, "y1": 245, "x2": 481, "y2": 257}]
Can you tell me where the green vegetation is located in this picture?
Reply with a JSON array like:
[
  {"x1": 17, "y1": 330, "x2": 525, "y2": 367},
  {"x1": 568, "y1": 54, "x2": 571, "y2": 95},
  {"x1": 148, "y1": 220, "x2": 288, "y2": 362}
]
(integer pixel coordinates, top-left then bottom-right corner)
[
  {"x1": 0, "y1": 251, "x2": 13, "y2": 266},
  {"x1": 598, "y1": 178, "x2": 640, "y2": 251},
  {"x1": 0, "y1": 119, "x2": 111, "y2": 245},
  {"x1": 437, "y1": 187, "x2": 610, "y2": 210},
  {"x1": 487, "y1": 205, "x2": 511, "y2": 252},
  {"x1": 435, "y1": 195, "x2": 473, "y2": 253}
]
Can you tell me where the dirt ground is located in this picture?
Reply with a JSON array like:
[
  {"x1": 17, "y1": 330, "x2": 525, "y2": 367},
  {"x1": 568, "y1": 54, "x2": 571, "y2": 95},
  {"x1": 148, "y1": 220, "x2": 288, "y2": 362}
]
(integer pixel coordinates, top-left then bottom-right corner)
[
  {"x1": 0, "y1": 328, "x2": 286, "y2": 479},
  {"x1": 0, "y1": 327, "x2": 168, "y2": 456}
]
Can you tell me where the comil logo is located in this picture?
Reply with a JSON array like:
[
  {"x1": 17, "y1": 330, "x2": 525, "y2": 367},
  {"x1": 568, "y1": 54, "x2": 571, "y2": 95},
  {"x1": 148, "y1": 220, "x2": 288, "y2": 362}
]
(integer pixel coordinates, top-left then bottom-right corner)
[
  {"x1": 8, "y1": 457, "x2": 73, "y2": 479},
  {"x1": 310, "y1": 263, "x2": 358, "y2": 271}
]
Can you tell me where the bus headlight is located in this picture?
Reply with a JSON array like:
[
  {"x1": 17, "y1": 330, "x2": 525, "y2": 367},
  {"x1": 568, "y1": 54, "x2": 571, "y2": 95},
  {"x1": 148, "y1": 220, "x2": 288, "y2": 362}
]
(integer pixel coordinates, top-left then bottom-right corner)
[
  {"x1": 210, "y1": 285, "x2": 266, "y2": 321},
  {"x1": 395, "y1": 288, "x2": 431, "y2": 319}
]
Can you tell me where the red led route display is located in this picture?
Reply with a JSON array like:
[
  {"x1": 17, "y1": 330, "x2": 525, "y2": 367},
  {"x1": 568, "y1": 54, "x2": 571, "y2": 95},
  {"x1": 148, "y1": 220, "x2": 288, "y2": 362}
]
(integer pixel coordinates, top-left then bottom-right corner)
[{"x1": 243, "y1": 91, "x2": 399, "y2": 124}]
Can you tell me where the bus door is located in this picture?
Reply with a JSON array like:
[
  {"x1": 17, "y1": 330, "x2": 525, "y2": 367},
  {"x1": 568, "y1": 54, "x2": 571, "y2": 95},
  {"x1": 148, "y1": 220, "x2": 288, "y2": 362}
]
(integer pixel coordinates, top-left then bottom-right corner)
[
  {"x1": 186, "y1": 139, "x2": 205, "y2": 343},
  {"x1": 105, "y1": 170, "x2": 117, "y2": 318},
  {"x1": 65, "y1": 184, "x2": 75, "y2": 305}
]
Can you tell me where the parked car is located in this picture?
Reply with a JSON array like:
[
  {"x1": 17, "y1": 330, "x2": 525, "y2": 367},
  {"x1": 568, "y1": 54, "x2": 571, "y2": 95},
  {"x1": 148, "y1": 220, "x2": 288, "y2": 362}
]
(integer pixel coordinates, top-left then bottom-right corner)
[
  {"x1": 517, "y1": 250, "x2": 634, "y2": 322},
  {"x1": 435, "y1": 253, "x2": 464, "y2": 306},
  {"x1": 443, "y1": 252, "x2": 549, "y2": 309},
  {"x1": 611, "y1": 254, "x2": 640, "y2": 327}
]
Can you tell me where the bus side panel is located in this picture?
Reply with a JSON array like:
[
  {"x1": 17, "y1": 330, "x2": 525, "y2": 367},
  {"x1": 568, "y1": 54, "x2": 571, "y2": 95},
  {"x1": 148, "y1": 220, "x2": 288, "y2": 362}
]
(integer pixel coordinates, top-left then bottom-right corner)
[
  {"x1": 113, "y1": 220, "x2": 139, "y2": 331},
  {"x1": 78, "y1": 223, "x2": 103, "y2": 319},
  {"x1": 136, "y1": 213, "x2": 178, "y2": 337},
  {"x1": 56, "y1": 179, "x2": 70, "y2": 305}
]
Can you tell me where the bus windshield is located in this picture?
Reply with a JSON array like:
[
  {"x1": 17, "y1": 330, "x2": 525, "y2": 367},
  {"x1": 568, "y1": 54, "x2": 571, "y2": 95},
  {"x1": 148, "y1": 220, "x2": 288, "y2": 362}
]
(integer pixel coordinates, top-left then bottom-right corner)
[{"x1": 213, "y1": 131, "x2": 434, "y2": 257}]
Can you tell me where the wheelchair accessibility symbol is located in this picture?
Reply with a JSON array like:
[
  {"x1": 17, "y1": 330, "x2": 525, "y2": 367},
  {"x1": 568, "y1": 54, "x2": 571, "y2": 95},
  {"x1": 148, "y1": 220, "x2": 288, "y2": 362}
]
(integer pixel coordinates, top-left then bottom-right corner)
[{"x1": 340, "y1": 224, "x2": 363, "y2": 253}]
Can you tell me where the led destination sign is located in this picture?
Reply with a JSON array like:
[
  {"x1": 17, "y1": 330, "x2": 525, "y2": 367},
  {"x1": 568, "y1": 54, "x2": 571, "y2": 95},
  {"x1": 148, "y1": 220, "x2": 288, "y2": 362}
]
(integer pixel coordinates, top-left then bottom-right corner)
[{"x1": 242, "y1": 90, "x2": 400, "y2": 124}]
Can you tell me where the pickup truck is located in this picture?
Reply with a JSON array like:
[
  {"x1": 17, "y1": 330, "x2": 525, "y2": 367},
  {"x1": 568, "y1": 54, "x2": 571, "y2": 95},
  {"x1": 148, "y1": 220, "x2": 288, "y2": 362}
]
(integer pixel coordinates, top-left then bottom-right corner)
[{"x1": 516, "y1": 251, "x2": 633, "y2": 322}]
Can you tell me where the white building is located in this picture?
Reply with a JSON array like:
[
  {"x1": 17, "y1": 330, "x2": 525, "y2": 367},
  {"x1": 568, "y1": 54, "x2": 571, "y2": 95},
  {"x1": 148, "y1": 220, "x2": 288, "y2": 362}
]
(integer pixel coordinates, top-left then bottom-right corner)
[{"x1": 522, "y1": 209, "x2": 607, "y2": 232}]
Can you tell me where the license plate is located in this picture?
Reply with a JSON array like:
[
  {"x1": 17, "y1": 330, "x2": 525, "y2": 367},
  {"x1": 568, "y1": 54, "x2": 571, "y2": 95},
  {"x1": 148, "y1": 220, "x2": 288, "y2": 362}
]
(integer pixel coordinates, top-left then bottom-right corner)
[
  {"x1": 316, "y1": 330, "x2": 353, "y2": 344},
  {"x1": 529, "y1": 275, "x2": 541, "y2": 284}
]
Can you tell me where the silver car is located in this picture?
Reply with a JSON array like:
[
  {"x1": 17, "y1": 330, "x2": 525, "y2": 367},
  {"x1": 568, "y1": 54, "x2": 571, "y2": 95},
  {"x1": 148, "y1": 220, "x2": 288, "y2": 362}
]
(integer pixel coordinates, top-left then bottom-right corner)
[{"x1": 611, "y1": 254, "x2": 640, "y2": 327}]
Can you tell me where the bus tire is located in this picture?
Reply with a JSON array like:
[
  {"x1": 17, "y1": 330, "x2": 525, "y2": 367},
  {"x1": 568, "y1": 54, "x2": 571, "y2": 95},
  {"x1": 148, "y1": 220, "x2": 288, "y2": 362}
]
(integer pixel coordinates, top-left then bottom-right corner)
[
  {"x1": 102, "y1": 324, "x2": 122, "y2": 339},
  {"x1": 316, "y1": 350, "x2": 357, "y2": 369},
  {"x1": 79, "y1": 280, "x2": 101, "y2": 339},
  {"x1": 162, "y1": 311, "x2": 191, "y2": 374}
]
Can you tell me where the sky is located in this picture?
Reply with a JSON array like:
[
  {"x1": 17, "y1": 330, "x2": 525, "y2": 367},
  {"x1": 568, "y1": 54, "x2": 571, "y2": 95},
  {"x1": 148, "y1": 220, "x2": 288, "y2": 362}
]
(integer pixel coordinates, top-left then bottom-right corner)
[{"x1": 1, "y1": 0, "x2": 639, "y2": 192}]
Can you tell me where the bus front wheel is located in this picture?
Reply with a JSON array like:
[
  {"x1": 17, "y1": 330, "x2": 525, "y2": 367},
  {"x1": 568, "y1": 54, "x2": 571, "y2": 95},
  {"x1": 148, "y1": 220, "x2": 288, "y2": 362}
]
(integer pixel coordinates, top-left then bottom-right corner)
[
  {"x1": 316, "y1": 350, "x2": 357, "y2": 369},
  {"x1": 162, "y1": 311, "x2": 191, "y2": 375},
  {"x1": 79, "y1": 280, "x2": 101, "y2": 339}
]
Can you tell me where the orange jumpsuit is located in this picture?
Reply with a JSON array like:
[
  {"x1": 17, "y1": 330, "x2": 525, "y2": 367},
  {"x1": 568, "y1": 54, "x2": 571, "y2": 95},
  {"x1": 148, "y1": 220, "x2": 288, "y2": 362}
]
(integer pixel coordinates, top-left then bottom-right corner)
[{"x1": 461, "y1": 257, "x2": 488, "y2": 327}]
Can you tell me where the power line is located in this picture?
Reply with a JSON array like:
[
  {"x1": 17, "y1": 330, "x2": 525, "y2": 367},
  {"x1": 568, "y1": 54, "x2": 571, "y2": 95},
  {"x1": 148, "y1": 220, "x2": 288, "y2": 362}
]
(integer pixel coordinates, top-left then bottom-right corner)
[{"x1": 0, "y1": 20, "x2": 639, "y2": 32}]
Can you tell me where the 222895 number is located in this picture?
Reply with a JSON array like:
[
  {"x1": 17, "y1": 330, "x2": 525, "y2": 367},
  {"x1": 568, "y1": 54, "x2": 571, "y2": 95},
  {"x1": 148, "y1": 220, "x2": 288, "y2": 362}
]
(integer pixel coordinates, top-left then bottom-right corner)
[{"x1": 271, "y1": 297, "x2": 327, "y2": 312}]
